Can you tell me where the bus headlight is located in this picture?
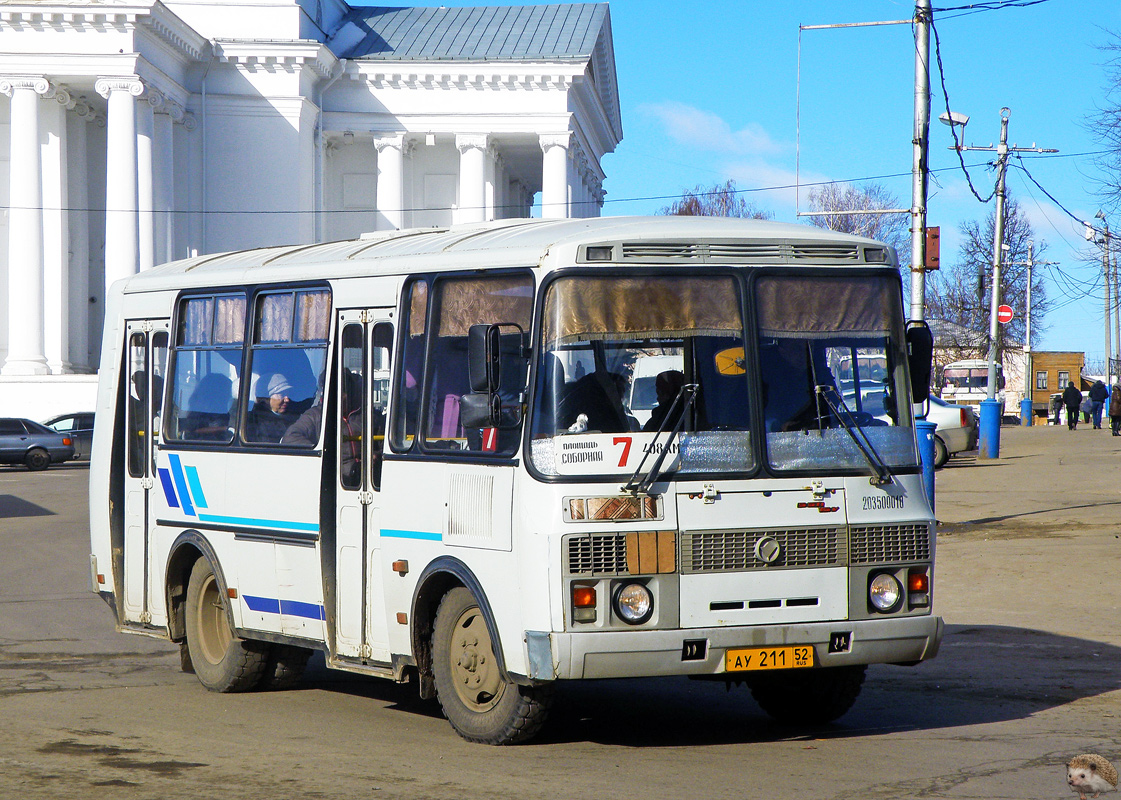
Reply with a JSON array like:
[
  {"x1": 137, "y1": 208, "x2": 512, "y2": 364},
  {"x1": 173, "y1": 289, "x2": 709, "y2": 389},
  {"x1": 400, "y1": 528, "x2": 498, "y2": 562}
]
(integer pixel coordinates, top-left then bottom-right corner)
[
  {"x1": 869, "y1": 573, "x2": 902, "y2": 612},
  {"x1": 613, "y1": 582, "x2": 654, "y2": 625}
]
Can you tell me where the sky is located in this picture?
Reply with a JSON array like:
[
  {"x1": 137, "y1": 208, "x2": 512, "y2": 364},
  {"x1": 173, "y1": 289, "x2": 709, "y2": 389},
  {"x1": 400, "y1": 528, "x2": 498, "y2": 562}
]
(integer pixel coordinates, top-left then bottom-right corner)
[
  {"x1": 369, "y1": 0, "x2": 1121, "y2": 364},
  {"x1": 599, "y1": 0, "x2": 1121, "y2": 365}
]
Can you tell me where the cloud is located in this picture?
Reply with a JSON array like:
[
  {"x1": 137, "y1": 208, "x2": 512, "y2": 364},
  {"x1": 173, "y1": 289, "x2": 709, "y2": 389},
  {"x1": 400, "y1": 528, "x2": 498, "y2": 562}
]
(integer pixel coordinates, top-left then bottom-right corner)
[{"x1": 638, "y1": 101, "x2": 785, "y2": 157}]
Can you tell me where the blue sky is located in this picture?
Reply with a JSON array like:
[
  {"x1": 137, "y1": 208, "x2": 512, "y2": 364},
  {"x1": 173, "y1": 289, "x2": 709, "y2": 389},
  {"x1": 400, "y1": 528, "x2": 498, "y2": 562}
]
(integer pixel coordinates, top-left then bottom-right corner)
[{"x1": 378, "y1": 1, "x2": 1121, "y2": 362}]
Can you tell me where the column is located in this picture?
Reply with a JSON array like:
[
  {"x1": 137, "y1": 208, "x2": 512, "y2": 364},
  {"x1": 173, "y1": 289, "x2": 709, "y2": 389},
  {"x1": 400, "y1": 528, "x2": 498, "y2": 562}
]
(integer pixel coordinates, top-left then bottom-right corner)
[
  {"x1": 484, "y1": 146, "x2": 497, "y2": 221},
  {"x1": 456, "y1": 134, "x2": 489, "y2": 225},
  {"x1": 43, "y1": 86, "x2": 71, "y2": 373},
  {"x1": 373, "y1": 134, "x2": 405, "y2": 231},
  {"x1": 153, "y1": 100, "x2": 176, "y2": 265},
  {"x1": 67, "y1": 103, "x2": 92, "y2": 371},
  {"x1": 96, "y1": 76, "x2": 145, "y2": 294},
  {"x1": 539, "y1": 132, "x2": 571, "y2": 220},
  {"x1": 137, "y1": 89, "x2": 158, "y2": 271},
  {"x1": 1, "y1": 77, "x2": 52, "y2": 375}
]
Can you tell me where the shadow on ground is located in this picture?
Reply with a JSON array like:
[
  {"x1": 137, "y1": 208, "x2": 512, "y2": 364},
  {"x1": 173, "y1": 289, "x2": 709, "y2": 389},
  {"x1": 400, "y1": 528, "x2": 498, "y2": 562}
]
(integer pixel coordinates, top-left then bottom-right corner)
[{"x1": 290, "y1": 622, "x2": 1121, "y2": 747}]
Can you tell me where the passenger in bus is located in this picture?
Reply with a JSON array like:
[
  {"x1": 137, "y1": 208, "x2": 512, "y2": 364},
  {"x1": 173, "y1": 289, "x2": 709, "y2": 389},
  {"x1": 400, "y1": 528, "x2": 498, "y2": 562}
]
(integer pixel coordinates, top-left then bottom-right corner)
[
  {"x1": 280, "y1": 371, "x2": 329, "y2": 447},
  {"x1": 181, "y1": 373, "x2": 234, "y2": 440},
  {"x1": 246, "y1": 373, "x2": 299, "y2": 443},
  {"x1": 642, "y1": 370, "x2": 686, "y2": 432},
  {"x1": 556, "y1": 370, "x2": 633, "y2": 433}
]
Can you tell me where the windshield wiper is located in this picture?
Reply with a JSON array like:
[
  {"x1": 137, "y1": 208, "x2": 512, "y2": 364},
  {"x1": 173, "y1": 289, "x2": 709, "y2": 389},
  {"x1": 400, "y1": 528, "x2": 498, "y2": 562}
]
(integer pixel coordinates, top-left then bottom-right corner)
[
  {"x1": 815, "y1": 385, "x2": 893, "y2": 486},
  {"x1": 623, "y1": 384, "x2": 698, "y2": 495}
]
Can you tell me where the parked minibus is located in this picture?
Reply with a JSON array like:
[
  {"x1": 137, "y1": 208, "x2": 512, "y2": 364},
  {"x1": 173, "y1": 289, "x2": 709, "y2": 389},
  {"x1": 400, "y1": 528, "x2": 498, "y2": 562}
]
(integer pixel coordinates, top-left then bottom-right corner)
[{"x1": 89, "y1": 216, "x2": 941, "y2": 744}]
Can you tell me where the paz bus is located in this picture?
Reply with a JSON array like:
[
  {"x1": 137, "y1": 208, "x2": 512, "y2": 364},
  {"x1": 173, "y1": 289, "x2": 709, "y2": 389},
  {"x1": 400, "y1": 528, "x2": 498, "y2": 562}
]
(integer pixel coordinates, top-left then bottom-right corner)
[{"x1": 88, "y1": 216, "x2": 942, "y2": 744}]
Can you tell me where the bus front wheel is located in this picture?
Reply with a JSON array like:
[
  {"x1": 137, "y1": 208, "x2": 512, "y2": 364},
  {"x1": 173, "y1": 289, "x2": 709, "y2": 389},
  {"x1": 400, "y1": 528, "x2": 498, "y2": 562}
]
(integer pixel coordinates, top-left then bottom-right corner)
[
  {"x1": 185, "y1": 558, "x2": 268, "y2": 692},
  {"x1": 431, "y1": 587, "x2": 553, "y2": 745},
  {"x1": 747, "y1": 664, "x2": 866, "y2": 725}
]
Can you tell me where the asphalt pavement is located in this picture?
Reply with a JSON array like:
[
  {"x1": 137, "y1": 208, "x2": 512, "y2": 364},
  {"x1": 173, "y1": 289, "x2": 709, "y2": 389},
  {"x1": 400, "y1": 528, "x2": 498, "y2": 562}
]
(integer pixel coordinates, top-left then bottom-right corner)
[{"x1": 1, "y1": 431, "x2": 1121, "y2": 798}]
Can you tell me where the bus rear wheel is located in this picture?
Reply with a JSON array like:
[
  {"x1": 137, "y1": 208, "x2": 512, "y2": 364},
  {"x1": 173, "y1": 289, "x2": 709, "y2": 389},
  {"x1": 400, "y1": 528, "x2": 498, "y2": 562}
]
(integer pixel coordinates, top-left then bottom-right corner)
[
  {"x1": 431, "y1": 587, "x2": 553, "y2": 745},
  {"x1": 185, "y1": 558, "x2": 268, "y2": 692},
  {"x1": 747, "y1": 664, "x2": 866, "y2": 725}
]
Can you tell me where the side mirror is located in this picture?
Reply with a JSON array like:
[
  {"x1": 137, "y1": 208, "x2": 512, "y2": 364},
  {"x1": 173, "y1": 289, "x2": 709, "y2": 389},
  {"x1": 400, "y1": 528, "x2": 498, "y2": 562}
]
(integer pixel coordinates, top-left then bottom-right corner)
[
  {"x1": 468, "y1": 324, "x2": 501, "y2": 394},
  {"x1": 906, "y1": 322, "x2": 933, "y2": 404},
  {"x1": 460, "y1": 392, "x2": 501, "y2": 428}
]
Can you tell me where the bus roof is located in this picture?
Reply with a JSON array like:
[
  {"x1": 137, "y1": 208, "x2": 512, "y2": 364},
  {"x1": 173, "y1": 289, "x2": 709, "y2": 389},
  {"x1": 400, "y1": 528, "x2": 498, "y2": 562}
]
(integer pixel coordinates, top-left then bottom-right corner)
[{"x1": 118, "y1": 216, "x2": 899, "y2": 294}]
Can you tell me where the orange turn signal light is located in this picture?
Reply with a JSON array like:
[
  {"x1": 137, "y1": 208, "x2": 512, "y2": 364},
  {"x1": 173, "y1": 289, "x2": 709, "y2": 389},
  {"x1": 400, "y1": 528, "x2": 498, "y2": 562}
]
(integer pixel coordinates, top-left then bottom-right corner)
[
  {"x1": 573, "y1": 586, "x2": 597, "y2": 608},
  {"x1": 63, "y1": 437, "x2": 72, "y2": 446},
  {"x1": 907, "y1": 571, "x2": 929, "y2": 593}
]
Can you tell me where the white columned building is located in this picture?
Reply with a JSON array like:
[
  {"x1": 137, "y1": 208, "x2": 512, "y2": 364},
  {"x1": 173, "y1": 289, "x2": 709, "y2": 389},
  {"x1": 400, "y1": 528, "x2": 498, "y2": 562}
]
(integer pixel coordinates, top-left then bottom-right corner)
[{"x1": 0, "y1": 1, "x2": 621, "y2": 417}]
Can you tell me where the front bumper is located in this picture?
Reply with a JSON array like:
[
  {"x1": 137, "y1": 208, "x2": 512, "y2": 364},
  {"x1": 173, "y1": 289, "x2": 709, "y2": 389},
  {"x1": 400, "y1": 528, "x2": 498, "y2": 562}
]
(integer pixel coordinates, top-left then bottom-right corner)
[{"x1": 529, "y1": 614, "x2": 943, "y2": 680}]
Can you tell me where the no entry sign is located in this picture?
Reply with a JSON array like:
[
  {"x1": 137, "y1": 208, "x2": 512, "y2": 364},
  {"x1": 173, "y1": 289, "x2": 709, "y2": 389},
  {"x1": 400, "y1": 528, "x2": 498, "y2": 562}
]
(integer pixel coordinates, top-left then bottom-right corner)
[{"x1": 997, "y1": 304, "x2": 1014, "y2": 324}]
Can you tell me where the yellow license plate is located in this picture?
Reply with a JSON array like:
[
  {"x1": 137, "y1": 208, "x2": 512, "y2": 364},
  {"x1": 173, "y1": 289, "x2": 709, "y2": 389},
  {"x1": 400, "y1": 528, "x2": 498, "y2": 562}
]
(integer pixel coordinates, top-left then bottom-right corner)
[{"x1": 725, "y1": 645, "x2": 814, "y2": 672}]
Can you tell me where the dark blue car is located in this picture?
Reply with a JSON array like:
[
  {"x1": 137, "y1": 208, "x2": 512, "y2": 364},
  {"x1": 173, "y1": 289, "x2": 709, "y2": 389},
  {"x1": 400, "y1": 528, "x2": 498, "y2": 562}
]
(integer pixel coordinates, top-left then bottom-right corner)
[{"x1": 0, "y1": 417, "x2": 75, "y2": 470}]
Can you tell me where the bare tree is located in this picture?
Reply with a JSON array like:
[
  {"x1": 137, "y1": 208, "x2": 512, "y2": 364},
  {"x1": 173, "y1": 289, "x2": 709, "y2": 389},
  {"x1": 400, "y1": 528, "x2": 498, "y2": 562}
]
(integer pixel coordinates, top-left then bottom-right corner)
[
  {"x1": 1089, "y1": 32, "x2": 1121, "y2": 210},
  {"x1": 805, "y1": 182, "x2": 910, "y2": 268},
  {"x1": 660, "y1": 180, "x2": 773, "y2": 219},
  {"x1": 925, "y1": 195, "x2": 1049, "y2": 361}
]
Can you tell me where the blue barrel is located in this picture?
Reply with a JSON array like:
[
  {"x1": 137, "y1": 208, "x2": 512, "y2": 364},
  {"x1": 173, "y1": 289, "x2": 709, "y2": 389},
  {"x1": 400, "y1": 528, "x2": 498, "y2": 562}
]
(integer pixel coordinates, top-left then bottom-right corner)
[
  {"x1": 978, "y1": 398, "x2": 1002, "y2": 459},
  {"x1": 916, "y1": 419, "x2": 936, "y2": 512},
  {"x1": 1020, "y1": 397, "x2": 1033, "y2": 426}
]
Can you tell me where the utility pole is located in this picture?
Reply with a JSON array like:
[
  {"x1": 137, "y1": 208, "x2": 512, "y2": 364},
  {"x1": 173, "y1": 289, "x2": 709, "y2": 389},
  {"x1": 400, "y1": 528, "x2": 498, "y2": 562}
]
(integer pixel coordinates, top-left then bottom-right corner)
[
  {"x1": 910, "y1": 0, "x2": 931, "y2": 323},
  {"x1": 1002, "y1": 243, "x2": 1056, "y2": 424},
  {"x1": 951, "y1": 109, "x2": 1057, "y2": 457},
  {"x1": 1093, "y1": 211, "x2": 1111, "y2": 383},
  {"x1": 986, "y1": 110, "x2": 1010, "y2": 402},
  {"x1": 1025, "y1": 242, "x2": 1033, "y2": 420}
]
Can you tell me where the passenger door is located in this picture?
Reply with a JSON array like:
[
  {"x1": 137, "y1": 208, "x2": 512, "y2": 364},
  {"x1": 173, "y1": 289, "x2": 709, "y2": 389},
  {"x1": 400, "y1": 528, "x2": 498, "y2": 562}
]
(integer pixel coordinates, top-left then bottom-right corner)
[
  {"x1": 333, "y1": 310, "x2": 393, "y2": 663},
  {"x1": 121, "y1": 321, "x2": 169, "y2": 622}
]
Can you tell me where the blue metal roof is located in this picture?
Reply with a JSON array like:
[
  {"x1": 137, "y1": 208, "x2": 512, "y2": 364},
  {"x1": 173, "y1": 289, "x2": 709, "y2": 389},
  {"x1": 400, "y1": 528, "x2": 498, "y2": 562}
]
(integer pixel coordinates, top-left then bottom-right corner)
[{"x1": 334, "y1": 4, "x2": 608, "y2": 60}]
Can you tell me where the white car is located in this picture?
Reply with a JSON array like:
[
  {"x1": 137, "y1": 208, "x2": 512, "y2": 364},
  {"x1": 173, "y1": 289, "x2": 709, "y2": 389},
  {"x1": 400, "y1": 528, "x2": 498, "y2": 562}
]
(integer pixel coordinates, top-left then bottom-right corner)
[{"x1": 918, "y1": 395, "x2": 977, "y2": 468}]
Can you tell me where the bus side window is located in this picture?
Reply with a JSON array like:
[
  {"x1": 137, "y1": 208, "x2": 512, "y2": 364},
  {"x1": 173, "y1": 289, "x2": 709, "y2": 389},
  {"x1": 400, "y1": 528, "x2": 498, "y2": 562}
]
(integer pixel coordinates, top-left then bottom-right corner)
[
  {"x1": 371, "y1": 322, "x2": 392, "y2": 487},
  {"x1": 390, "y1": 279, "x2": 427, "y2": 452},
  {"x1": 166, "y1": 294, "x2": 246, "y2": 445}
]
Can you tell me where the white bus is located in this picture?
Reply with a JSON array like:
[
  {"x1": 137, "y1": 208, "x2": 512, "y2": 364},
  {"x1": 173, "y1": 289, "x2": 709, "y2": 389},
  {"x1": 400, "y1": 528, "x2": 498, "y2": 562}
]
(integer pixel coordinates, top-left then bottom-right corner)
[
  {"x1": 89, "y1": 216, "x2": 942, "y2": 744},
  {"x1": 940, "y1": 358, "x2": 1006, "y2": 415}
]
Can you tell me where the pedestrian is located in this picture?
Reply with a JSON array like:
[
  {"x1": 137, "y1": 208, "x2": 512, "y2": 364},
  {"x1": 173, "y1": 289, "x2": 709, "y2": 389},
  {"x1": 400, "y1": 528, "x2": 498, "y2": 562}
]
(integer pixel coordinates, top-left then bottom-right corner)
[
  {"x1": 1081, "y1": 395, "x2": 1093, "y2": 424},
  {"x1": 1110, "y1": 384, "x2": 1121, "y2": 436},
  {"x1": 1062, "y1": 381, "x2": 1083, "y2": 431},
  {"x1": 1089, "y1": 379, "x2": 1108, "y2": 429}
]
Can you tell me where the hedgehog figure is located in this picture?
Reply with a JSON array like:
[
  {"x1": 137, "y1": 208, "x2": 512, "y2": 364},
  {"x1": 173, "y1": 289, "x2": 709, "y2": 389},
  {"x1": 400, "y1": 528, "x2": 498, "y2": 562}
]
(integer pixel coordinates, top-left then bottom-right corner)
[{"x1": 1067, "y1": 754, "x2": 1119, "y2": 800}]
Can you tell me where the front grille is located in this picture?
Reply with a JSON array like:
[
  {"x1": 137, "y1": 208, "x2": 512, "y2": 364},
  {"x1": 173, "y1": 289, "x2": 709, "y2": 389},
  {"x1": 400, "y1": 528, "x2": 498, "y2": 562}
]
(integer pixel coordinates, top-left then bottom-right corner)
[
  {"x1": 565, "y1": 533, "x2": 628, "y2": 576},
  {"x1": 849, "y1": 524, "x2": 931, "y2": 564},
  {"x1": 680, "y1": 527, "x2": 844, "y2": 573}
]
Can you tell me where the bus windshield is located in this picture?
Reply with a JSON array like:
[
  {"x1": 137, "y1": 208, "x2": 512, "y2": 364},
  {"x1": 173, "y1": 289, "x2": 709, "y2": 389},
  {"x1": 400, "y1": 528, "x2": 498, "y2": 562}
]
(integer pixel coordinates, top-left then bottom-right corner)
[
  {"x1": 528, "y1": 271, "x2": 918, "y2": 478},
  {"x1": 529, "y1": 274, "x2": 753, "y2": 477},
  {"x1": 756, "y1": 274, "x2": 916, "y2": 471}
]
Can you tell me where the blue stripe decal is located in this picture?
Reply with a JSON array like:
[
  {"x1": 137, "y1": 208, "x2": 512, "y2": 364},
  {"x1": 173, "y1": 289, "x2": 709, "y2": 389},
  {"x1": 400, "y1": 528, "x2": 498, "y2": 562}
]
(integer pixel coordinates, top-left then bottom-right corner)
[
  {"x1": 280, "y1": 599, "x2": 327, "y2": 620},
  {"x1": 244, "y1": 595, "x2": 325, "y2": 620},
  {"x1": 185, "y1": 466, "x2": 208, "y2": 509},
  {"x1": 198, "y1": 513, "x2": 319, "y2": 533},
  {"x1": 381, "y1": 529, "x2": 443, "y2": 542},
  {"x1": 243, "y1": 595, "x2": 281, "y2": 614},
  {"x1": 167, "y1": 454, "x2": 195, "y2": 517},
  {"x1": 157, "y1": 468, "x2": 179, "y2": 509}
]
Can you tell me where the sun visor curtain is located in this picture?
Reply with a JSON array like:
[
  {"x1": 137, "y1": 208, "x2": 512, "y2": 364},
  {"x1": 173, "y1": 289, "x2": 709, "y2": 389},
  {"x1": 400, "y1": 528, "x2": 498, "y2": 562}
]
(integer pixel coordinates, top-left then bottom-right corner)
[
  {"x1": 756, "y1": 275, "x2": 898, "y2": 340},
  {"x1": 542, "y1": 276, "x2": 742, "y2": 344},
  {"x1": 434, "y1": 275, "x2": 534, "y2": 337}
]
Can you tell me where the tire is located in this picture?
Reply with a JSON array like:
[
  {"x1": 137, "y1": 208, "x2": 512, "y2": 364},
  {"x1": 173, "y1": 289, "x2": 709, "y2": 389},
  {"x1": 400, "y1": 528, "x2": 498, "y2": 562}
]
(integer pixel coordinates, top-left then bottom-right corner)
[
  {"x1": 24, "y1": 448, "x2": 50, "y2": 471},
  {"x1": 185, "y1": 558, "x2": 268, "y2": 692},
  {"x1": 431, "y1": 587, "x2": 553, "y2": 744},
  {"x1": 933, "y1": 435, "x2": 949, "y2": 469},
  {"x1": 748, "y1": 664, "x2": 867, "y2": 725},
  {"x1": 257, "y1": 645, "x2": 312, "y2": 691}
]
